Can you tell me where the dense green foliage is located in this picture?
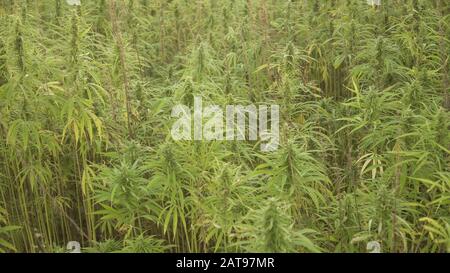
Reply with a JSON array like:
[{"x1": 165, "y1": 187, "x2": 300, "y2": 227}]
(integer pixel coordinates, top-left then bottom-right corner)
[{"x1": 0, "y1": 0, "x2": 448, "y2": 253}]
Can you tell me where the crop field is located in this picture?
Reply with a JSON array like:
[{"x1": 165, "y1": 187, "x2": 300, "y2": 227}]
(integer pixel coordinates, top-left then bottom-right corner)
[{"x1": 0, "y1": 0, "x2": 449, "y2": 253}]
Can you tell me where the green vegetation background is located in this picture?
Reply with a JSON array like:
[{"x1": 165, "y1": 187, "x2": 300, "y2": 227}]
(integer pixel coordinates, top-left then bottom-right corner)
[{"x1": 0, "y1": 0, "x2": 448, "y2": 253}]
